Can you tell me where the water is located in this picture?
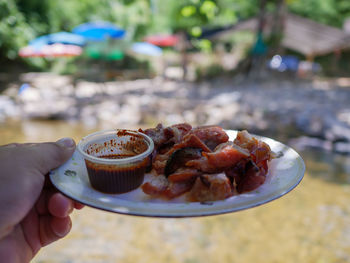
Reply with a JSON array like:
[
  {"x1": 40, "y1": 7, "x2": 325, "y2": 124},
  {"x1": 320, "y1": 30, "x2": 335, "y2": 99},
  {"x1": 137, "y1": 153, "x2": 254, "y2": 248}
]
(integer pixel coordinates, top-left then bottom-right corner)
[{"x1": 2, "y1": 120, "x2": 350, "y2": 263}]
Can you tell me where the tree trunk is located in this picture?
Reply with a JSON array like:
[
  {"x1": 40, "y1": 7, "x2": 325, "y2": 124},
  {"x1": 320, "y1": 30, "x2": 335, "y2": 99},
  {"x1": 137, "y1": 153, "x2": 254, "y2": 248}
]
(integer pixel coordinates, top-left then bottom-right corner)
[
  {"x1": 257, "y1": 0, "x2": 267, "y2": 35},
  {"x1": 269, "y1": 0, "x2": 287, "y2": 54}
]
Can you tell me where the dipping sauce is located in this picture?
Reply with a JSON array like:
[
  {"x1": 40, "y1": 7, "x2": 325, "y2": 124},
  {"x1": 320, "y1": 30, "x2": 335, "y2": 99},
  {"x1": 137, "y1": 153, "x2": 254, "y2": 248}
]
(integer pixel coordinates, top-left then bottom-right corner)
[
  {"x1": 99, "y1": 154, "x2": 135, "y2": 159},
  {"x1": 77, "y1": 129, "x2": 154, "y2": 194},
  {"x1": 85, "y1": 156, "x2": 149, "y2": 194}
]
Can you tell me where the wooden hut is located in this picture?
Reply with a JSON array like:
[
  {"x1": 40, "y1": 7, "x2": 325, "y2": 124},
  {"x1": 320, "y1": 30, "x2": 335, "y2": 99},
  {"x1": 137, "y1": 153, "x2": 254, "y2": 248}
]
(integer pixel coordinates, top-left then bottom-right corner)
[{"x1": 209, "y1": 13, "x2": 350, "y2": 60}]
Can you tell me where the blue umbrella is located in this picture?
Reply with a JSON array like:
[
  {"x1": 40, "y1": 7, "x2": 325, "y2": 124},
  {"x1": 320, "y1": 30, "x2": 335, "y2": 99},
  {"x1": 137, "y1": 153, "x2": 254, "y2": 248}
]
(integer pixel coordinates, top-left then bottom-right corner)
[
  {"x1": 29, "y1": 32, "x2": 86, "y2": 48},
  {"x1": 73, "y1": 21, "x2": 125, "y2": 41},
  {"x1": 131, "y1": 42, "x2": 162, "y2": 56}
]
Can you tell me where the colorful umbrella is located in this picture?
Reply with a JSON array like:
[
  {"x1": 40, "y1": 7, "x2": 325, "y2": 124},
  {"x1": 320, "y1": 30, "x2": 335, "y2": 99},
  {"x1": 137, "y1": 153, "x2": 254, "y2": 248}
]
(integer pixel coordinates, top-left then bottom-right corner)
[
  {"x1": 19, "y1": 44, "x2": 82, "y2": 57},
  {"x1": 144, "y1": 34, "x2": 179, "y2": 47},
  {"x1": 73, "y1": 21, "x2": 125, "y2": 41},
  {"x1": 131, "y1": 42, "x2": 162, "y2": 56},
  {"x1": 29, "y1": 32, "x2": 86, "y2": 48}
]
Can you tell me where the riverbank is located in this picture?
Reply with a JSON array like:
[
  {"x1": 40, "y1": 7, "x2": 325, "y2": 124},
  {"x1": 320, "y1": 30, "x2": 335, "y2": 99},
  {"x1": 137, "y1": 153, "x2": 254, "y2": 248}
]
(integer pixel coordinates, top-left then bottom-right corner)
[
  {"x1": 1, "y1": 73, "x2": 350, "y2": 263},
  {"x1": 1, "y1": 73, "x2": 350, "y2": 153}
]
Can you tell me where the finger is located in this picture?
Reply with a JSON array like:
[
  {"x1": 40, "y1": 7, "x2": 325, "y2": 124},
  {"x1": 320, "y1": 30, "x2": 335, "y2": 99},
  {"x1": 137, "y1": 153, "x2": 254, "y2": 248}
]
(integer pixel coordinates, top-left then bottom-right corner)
[
  {"x1": 50, "y1": 216, "x2": 72, "y2": 239},
  {"x1": 48, "y1": 193, "x2": 74, "y2": 218},
  {"x1": 43, "y1": 175, "x2": 84, "y2": 211},
  {"x1": 29, "y1": 138, "x2": 76, "y2": 175},
  {"x1": 39, "y1": 215, "x2": 72, "y2": 247},
  {"x1": 74, "y1": 202, "x2": 85, "y2": 210},
  {"x1": 2, "y1": 143, "x2": 22, "y2": 148},
  {"x1": 36, "y1": 189, "x2": 51, "y2": 215},
  {"x1": 44, "y1": 174, "x2": 55, "y2": 188},
  {"x1": 36, "y1": 187, "x2": 62, "y2": 216}
]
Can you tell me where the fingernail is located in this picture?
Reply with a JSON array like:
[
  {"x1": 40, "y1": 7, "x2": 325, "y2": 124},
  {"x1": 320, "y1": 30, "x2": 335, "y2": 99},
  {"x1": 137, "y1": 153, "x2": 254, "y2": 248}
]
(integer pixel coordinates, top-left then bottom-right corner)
[
  {"x1": 65, "y1": 219, "x2": 72, "y2": 236},
  {"x1": 56, "y1": 138, "x2": 75, "y2": 148},
  {"x1": 66, "y1": 203, "x2": 74, "y2": 216},
  {"x1": 67, "y1": 219, "x2": 72, "y2": 233},
  {"x1": 54, "y1": 218, "x2": 72, "y2": 238}
]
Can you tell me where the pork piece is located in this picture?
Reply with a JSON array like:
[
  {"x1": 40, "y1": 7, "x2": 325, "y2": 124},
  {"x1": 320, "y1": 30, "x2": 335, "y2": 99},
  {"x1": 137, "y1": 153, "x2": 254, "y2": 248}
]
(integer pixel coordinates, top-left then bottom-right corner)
[
  {"x1": 234, "y1": 130, "x2": 272, "y2": 164},
  {"x1": 151, "y1": 133, "x2": 212, "y2": 176},
  {"x1": 171, "y1": 133, "x2": 212, "y2": 153},
  {"x1": 142, "y1": 174, "x2": 169, "y2": 196},
  {"x1": 188, "y1": 174, "x2": 233, "y2": 202},
  {"x1": 224, "y1": 159, "x2": 248, "y2": 184},
  {"x1": 186, "y1": 142, "x2": 250, "y2": 173},
  {"x1": 140, "y1": 123, "x2": 192, "y2": 151},
  {"x1": 190, "y1": 125, "x2": 229, "y2": 151},
  {"x1": 238, "y1": 164, "x2": 266, "y2": 193},
  {"x1": 163, "y1": 181, "x2": 194, "y2": 199},
  {"x1": 226, "y1": 160, "x2": 267, "y2": 193},
  {"x1": 164, "y1": 147, "x2": 203, "y2": 177},
  {"x1": 169, "y1": 123, "x2": 193, "y2": 144},
  {"x1": 152, "y1": 153, "x2": 169, "y2": 175},
  {"x1": 140, "y1": 123, "x2": 171, "y2": 150},
  {"x1": 141, "y1": 173, "x2": 194, "y2": 199},
  {"x1": 167, "y1": 168, "x2": 201, "y2": 183},
  {"x1": 234, "y1": 130, "x2": 258, "y2": 151},
  {"x1": 222, "y1": 131, "x2": 273, "y2": 193}
]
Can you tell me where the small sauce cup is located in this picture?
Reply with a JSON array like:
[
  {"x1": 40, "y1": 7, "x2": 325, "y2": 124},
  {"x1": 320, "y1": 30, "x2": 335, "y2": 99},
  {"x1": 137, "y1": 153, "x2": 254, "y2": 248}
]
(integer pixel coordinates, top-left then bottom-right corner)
[{"x1": 77, "y1": 129, "x2": 154, "y2": 194}]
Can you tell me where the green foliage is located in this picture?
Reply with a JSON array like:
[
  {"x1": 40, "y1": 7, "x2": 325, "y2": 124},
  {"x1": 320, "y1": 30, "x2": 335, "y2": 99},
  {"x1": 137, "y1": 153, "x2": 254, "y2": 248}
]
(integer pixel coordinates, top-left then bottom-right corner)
[
  {"x1": 192, "y1": 39, "x2": 212, "y2": 53},
  {"x1": 195, "y1": 63, "x2": 225, "y2": 80},
  {"x1": 1, "y1": 0, "x2": 350, "y2": 72},
  {"x1": 0, "y1": 0, "x2": 35, "y2": 59},
  {"x1": 315, "y1": 50, "x2": 350, "y2": 77},
  {"x1": 163, "y1": 0, "x2": 258, "y2": 35},
  {"x1": 288, "y1": 0, "x2": 350, "y2": 28}
]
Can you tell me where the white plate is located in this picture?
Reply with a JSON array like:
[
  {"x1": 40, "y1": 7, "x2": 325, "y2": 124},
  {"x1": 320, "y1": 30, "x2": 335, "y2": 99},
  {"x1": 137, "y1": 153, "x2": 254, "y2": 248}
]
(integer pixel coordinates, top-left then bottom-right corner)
[{"x1": 50, "y1": 130, "x2": 305, "y2": 217}]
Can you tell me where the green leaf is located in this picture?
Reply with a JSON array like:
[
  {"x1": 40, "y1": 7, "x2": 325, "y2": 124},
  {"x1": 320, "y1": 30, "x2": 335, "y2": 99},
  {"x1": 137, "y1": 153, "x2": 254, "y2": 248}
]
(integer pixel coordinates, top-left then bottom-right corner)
[{"x1": 181, "y1": 5, "x2": 197, "y2": 17}]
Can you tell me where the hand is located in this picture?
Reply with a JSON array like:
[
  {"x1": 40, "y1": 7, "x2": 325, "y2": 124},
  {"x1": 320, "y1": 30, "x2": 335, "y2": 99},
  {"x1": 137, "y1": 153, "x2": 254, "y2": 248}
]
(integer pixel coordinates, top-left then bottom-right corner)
[{"x1": 0, "y1": 138, "x2": 84, "y2": 263}]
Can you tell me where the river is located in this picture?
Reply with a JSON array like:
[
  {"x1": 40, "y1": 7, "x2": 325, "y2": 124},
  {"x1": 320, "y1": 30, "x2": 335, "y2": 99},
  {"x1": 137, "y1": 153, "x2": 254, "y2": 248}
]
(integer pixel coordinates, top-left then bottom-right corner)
[{"x1": 1, "y1": 120, "x2": 350, "y2": 263}]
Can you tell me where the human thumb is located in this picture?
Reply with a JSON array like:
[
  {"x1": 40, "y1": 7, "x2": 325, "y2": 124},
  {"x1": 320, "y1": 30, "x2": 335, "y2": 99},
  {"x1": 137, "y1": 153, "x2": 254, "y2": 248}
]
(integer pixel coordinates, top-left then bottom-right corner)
[
  {"x1": 56, "y1": 137, "x2": 76, "y2": 149},
  {"x1": 31, "y1": 138, "x2": 76, "y2": 175}
]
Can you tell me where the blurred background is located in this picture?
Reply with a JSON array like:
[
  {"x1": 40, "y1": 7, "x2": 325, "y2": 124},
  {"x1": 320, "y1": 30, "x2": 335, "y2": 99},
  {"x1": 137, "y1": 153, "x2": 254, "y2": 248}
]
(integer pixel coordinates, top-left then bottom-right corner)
[{"x1": 1, "y1": 0, "x2": 350, "y2": 262}]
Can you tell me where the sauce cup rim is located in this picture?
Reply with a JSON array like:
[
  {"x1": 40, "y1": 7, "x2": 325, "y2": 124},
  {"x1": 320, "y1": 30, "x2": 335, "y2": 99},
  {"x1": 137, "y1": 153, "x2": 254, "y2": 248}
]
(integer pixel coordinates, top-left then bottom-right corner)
[{"x1": 77, "y1": 129, "x2": 154, "y2": 165}]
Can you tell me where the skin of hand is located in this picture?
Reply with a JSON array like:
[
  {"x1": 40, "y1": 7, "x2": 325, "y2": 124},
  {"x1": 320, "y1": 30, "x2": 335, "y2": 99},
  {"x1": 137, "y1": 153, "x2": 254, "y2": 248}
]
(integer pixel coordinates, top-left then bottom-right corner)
[{"x1": 0, "y1": 138, "x2": 84, "y2": 263}]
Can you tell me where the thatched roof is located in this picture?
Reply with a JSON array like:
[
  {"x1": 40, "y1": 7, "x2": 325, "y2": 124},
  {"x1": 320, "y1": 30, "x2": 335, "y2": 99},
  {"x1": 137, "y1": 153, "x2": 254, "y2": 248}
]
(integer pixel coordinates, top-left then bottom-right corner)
[{"x1": 210, "y1": 13, "x2": 350, "y2": 57}]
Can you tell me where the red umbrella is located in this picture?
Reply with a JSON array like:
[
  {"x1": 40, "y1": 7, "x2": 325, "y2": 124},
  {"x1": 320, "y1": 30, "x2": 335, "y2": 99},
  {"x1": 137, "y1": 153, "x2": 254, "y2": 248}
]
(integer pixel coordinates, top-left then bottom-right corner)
[
  {"x1": 144, "y1": 34, "x2": 179, "y2": 47},
  {"x1": 19, "y1": 43, "x2": 82, "y2": 57}
]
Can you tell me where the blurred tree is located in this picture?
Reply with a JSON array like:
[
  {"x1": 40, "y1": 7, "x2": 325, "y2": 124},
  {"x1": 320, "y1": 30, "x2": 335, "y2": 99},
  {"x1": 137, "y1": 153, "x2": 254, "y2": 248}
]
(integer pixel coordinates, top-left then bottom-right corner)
[
  {"x1": 268, "y1": 0, "x2": 287, "y2": 54},
  {"x1": 1, "y1": 0, "x2": 350, "y2": 71},
  {"x1": 0, "y1": 0, "x2": 35, "y2": 60},
  {"x1": 162, "y1": 0, "x2": 258, "y2": 38},
  {"x1": 288, "y1": 0, "x2": 350, "y2": 28}
]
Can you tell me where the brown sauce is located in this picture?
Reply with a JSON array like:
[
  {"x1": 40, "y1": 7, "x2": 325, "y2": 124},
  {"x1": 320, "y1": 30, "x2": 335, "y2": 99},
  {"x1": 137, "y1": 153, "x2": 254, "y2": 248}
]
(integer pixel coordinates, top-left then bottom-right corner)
[
  {"x1": 86, "y1": 137, "x2": 148, "y2": 157},
  {"x1": 98, "y1": 154, "x2": 136, "y2": 159},
  {"x1": 84, "y1": 130, "x2": 150, "y2": 194},
  {"x1": 85, "y1": 156, "x2": 149, "y2": 194}
]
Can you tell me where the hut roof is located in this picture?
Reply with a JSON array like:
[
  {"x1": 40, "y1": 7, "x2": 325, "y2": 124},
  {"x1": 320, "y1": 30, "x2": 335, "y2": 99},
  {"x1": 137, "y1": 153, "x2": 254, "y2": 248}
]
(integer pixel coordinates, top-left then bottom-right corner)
[{"x1": 209, "y1": 13, "x2": 350, "y2": 57}]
